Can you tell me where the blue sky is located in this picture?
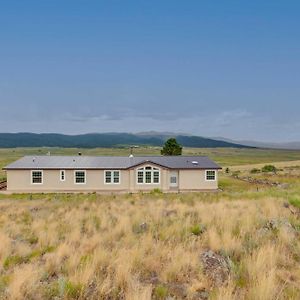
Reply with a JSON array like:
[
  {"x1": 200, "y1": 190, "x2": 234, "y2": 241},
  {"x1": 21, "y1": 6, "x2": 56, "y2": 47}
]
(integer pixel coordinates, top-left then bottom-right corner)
[{"x1": 0, "y1": 1, "x2": 299, "y2": 142}]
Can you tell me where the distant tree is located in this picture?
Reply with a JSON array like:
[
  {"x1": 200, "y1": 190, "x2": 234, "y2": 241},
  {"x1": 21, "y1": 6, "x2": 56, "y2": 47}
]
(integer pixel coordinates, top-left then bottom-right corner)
[{"x1": 161, "y1": 138, "x2": 182, "y2": 156}]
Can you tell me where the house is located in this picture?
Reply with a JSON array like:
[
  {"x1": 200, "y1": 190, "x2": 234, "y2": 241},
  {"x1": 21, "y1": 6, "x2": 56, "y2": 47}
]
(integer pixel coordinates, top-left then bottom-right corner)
[{"x1": 3, "y1": 155, "x2": 221, "y2": 193}]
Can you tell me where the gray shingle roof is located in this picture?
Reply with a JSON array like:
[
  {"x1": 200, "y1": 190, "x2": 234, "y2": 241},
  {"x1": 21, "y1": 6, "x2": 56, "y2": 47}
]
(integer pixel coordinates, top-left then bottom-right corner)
[{"x1": 3, "y1": 156, "x2": 221, "y2": 170}]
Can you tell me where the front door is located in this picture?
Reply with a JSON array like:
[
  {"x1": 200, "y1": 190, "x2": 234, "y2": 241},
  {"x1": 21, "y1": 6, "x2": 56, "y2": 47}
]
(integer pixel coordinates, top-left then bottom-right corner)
[{"x1": 170, "y1": 171, "x2": 178, "y2": 188}]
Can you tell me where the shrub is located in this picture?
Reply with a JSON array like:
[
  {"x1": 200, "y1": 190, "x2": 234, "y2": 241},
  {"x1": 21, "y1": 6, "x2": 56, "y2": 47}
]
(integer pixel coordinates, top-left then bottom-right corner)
[
  {"x1": 154, "y1": 285, "x2": 168, "y2": 299},
  {"x1": 0, "y1": 276, "x2": 10, "y2": 293},
  {"x1": 190, "y1": 224, "x2": 206, "y2": 236},
  {"x1": 225, "y1": 167, "x2": 230, "y2": 174},
  {"x1": 3, "y1": 255, "x2": 27, "y2": 270},
  {"x1": 250, "y1": 168, "x2": 260, "y2": 174},
  {"x1": 65, "y1": 281, "x2": 83, "y2": 299},
  {"x1": 262, "y1": 165, "x2": 277, "y2": 173},
  {"x1": 151, "y1": 188, "x2": 163, "y2": 195},
  {"x1": 289, "y1": 197, "x2": 300, "y2": 209}
]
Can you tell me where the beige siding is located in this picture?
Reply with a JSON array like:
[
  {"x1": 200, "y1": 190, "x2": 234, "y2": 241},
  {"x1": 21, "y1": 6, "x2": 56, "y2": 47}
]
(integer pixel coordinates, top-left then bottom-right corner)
[
  {"x1": 6, "y1": 168, "x2": 218, "y2": 192},
  {"x1": 6, "y1": 169, "x2": 129, "y2": 192},
  {"x1": 131, "y1": 168, "x2": 169, "y2": 192},
  {"x1": 178, "y1": 170, "x2": 218, "y2": 190}
]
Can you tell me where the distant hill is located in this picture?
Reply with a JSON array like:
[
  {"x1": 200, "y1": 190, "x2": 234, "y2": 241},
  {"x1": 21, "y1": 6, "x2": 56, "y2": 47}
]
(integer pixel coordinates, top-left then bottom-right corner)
[
  {"x1": 0, "y1": 132, "x2": 251, "y2": 148},
  {"x1": 213, "y1": 137, "x2": 300, "y2": 150}
]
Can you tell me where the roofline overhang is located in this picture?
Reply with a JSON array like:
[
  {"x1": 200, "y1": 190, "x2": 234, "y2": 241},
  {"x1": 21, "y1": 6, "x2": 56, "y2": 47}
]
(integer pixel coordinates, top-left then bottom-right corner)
[{"x1": 3, "y1": 166, "x2": 222, "y2": 171}]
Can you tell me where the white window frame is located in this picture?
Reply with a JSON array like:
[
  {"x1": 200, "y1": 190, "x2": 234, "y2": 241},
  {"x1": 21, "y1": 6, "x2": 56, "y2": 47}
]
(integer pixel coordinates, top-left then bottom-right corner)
[
  {"x1": 205, "y1": 170, "x2": 217, "y2": 181},
  {"x1": 104, "y1": 170, "x2": 121, "y2": 184},
  {"x1": 31, "y1": 170, "x2": 43, "y2": 185},
  {"x1": 136, "y1": 165, "x2": 160, "y2": 184},
  {"x1": 60, "y1": 170, "x2": 66, "y2": 182},
  {"x1": 74, "y1": 170, "x2": 86, "y2": 184}
]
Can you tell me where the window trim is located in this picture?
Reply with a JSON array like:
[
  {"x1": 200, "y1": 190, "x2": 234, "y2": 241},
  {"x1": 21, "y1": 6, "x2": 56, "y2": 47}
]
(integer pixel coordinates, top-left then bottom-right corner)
[
  {"x1": 136, "y1": 165, "x2": 160, "y2": 184},
  {"x1": 60, "y1": 170, "x2": 66, "y2": 182},
  {"x1": 104, "y1": 170, "x2": 121, "y2": 184},
  {"x1": 74, "y1": 170, "x2": 86, "y2": 185},
  {"x1": 31, "y1": 170, "x2": 43, "y2": 185},
  {"x1": 205, "y1": 170, "x2": 217, "y2": 181}
]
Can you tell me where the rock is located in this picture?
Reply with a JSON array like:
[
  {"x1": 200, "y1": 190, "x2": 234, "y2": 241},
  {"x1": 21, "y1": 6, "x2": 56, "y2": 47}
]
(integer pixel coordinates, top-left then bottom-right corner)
[
  {"x1": 258, "y1": 219, "x2": 296, "y2": 237},
  {"x1": 167, "y1": 283, "x2": 188, "y2": 299},
  {"x1": 265, "y1": 219, "x2": 293, "y2": 231},
  {"x1": 191, "y1": 290, "x2": 209, "y2": 300},
  {"x1": 278, "y1": 183, "x2": 290, "y2": 189},
  {"x1": 200, "y1": 250, "x2": 231, "y2": 286}
]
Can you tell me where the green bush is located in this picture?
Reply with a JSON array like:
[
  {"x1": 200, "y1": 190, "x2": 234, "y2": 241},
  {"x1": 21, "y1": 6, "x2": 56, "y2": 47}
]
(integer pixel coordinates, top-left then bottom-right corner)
[
  {"x1": 262, "y1": 165, "x2": 277, "y2": 173},
  {"x1": 250, "y1": 168, "x2": 260, "y2": 174},
  {"x1": 190, "y1": 224, "x2": 206, "y2": 236},
  {"x1": 154, "y1": 285, "x2": 168, "y2": 299},
  {"x1": 3, "y1": 255, "x2": 27, "y2": 270},
  {"x1": 65, "y1": 281, "x2": 83, "y2": 299},
  {"x1": 289, "y1": 197, "x2": 300, "y2": 209},
  {"x1": 0, "y1": 275, "x2": 10, "y2": 293},
  {"x1": 150, "y1": 188, "x2": 163, "y2": 195}
]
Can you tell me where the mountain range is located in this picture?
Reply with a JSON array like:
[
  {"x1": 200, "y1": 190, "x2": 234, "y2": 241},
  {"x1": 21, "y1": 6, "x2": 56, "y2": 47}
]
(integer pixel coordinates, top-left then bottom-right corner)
[
  {"x1": 0, "y1": 132, "x2": 299, "y2": 149},
  {"x1": 0, "y1": 132, "x2": 250, "y2": 148}
]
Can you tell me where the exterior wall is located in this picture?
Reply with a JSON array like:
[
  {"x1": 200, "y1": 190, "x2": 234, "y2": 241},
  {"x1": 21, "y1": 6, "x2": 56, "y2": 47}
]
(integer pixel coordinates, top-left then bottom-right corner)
[
  {"x1": 130, "y1": 168, "x2": 169, "y2": 192},
  {"x1": 178, "y1": 169, "x2": 218, "y2": 190},
  {"x1": 6, "y1": 169, "x2": 130, "y2": 192},
  {"x1": 6, "y1": 168, "x2": 219, "y2": 192}
]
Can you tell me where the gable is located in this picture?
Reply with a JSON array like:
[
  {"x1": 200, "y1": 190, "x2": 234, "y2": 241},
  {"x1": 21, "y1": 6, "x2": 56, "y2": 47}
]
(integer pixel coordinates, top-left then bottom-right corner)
[{"x1": 129, "y1": 161, "x2": 168, "y2": 170}]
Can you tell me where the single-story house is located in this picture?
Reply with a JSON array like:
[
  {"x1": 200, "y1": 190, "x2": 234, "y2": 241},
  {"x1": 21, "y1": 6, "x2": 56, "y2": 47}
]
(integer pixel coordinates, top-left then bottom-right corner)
[{"x1": 3, "y1": 155, "x2": 221, "y2": 193}]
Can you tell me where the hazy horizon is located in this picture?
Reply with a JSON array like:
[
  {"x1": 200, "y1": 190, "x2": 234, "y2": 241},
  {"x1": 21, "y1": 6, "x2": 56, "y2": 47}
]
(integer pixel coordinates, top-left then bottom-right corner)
[{"x1": 1, "y1": 1, "x2": 299, "y2": 143}]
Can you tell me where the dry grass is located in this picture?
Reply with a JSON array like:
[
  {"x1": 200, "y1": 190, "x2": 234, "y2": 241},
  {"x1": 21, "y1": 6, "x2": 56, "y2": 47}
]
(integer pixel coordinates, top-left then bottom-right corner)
[{"x1": 0, "y1": 191, "x2": 299, "y2": 299}]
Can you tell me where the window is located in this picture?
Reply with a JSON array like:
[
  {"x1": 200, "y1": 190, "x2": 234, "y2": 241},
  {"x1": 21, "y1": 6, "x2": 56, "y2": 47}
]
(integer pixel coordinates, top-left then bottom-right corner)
[
  {"x1": 153, "y1": 171, "x2": 160, "y2": 183},
  {"x1": 170, "y1": 176, "x2": 177, "y2": 184},
  {"x1": 137, "y1": 171, "x2": 144, "y2": 183},
  {"x1": 113, "y1": 171, "x2": 120, "y2": 183},
  {"x1": 75, "y1": 170, "x2": 86, "y2": 184},
  {"x1": 206, "y1": 170, "x2": 216, "y2": 181},
  {"x1": 105, "y1": 170, "x2": 120, "y2": 184},
  {"x1": 31, "y1": 171, "x2": 43, "y2": 184},
  {"x1": 105, "y1": 171, "x2": 112, "y2": 183},
  {"x1": 145, "y1": 171, "x2": 151, "y2": 183},
  {"x1": 60, "y1": 170, "x2": 65, "y2": 182},
  {"x1": 136, "y1": 166, "x2": 160, "y2": 184}
]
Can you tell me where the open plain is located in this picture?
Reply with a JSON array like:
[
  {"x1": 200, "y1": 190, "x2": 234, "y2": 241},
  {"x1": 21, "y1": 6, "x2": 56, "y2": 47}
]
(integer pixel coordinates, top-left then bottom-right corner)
[{"x1": 0, "y1": 147, "x2": 300, "y2": 299}]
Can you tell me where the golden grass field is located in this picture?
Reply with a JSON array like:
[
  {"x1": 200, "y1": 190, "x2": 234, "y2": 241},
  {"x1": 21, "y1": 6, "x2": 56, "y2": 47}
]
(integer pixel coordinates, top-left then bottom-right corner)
[{"x1": 0, "y1": 147, "x2": 300, "y2": 299}]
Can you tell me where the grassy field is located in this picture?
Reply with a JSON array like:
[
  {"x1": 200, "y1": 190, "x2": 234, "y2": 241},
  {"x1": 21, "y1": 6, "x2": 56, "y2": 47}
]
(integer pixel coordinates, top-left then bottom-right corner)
[{"x1": 0, "y1": 148, "x2": 300, "y2": 299}]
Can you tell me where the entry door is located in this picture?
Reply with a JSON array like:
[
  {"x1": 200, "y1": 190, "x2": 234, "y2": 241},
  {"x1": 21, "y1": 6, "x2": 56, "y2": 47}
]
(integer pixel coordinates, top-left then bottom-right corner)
[{"x1": 170, "y1": 171, "x2": 178, "y2": 188}]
